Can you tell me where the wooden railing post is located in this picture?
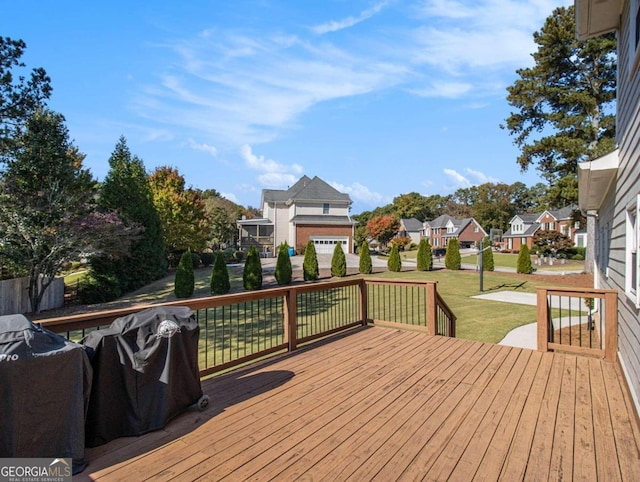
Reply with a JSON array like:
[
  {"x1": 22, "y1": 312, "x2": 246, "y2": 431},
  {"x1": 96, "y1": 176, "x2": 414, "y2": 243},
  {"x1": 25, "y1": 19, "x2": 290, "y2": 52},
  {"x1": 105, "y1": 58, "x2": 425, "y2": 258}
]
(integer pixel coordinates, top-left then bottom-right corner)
[
  {"x1": 604, "y1": 290, "x2": 618, "y2": 362},
  {"x1": 359, "y1": 279, "x2": 368, "y2": 326},
  {"x1": 426, "y1": 283, "x2": 437, "y2": 336},
  {"x1": 537, "y1": 288, "x2": 548, "y2": 352},
  {"x1": 284, "y1": 288, "x2": 297, "y2": 352}
]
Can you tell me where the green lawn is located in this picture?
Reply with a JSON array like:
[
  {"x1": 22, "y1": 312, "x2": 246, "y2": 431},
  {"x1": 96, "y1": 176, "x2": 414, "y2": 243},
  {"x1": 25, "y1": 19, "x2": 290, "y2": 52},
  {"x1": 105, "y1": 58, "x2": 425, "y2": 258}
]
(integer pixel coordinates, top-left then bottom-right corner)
[
  {"x1": 372, "y1": 269, "x2": 556, "y2": 344},
  {"x1": 60, "y1": 263, "x2": 583, "y2": 346}
]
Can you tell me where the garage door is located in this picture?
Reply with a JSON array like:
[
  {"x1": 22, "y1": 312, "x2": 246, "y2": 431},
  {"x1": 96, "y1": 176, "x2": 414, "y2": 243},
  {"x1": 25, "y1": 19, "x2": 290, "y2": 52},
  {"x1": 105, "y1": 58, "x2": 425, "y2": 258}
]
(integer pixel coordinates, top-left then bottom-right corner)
[{"x1": 311, "y1": 237, "x2": 349, "y2": 254}]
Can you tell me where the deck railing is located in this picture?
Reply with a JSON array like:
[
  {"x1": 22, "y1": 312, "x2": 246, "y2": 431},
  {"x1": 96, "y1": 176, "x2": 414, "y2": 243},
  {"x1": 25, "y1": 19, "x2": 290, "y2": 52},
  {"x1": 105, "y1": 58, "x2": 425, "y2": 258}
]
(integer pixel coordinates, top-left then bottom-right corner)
[
  {"x1": 536, "y1": 286, "x2": 618, "y2": 362},
  {"x1": 37, "y1": 277, "x2": 456, "y2": 377}
]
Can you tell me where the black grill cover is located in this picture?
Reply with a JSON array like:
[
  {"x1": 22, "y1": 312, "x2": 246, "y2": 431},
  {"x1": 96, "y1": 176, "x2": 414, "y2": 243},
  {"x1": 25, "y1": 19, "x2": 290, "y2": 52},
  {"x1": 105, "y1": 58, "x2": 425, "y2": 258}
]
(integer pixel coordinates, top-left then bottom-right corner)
[
  {"x1": 0, "y1": 314, "x2": 92, "y2": 473},
  {"x1": 82, "y1": 306, "x2": 203, "y2": 447}
]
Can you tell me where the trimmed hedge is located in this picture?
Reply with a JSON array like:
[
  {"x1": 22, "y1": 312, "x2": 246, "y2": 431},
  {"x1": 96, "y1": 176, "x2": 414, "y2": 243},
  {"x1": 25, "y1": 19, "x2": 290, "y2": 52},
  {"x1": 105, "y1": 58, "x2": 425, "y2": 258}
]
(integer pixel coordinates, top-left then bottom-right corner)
[
  {"x1": 417, "y1": 238, "x2": 433, "y2": 271},
  {"x1": 445, "y1": 238, "x2": 461, "y2": 270},
  {"x1": 517, "y1": 244, "x2": 533, "y2": 274},
  {"x1": 303, "y1": 240, "x2": 319, "y2": 281},
  {"x1": 275, "y1": 243, "x2": 293, "y2": 285},
  {"x1": 359, "y1": 242, "x2": 372, "y2": 274},
  {"x1": 175, "y1": 250, "x2": 195, "y2": 298},
  {"x1": 331, "y1": 243, "x2": 347, "y2": 277},
  {"x1": 243, "y1": 245, "x2": 263, "y2": 290},
  {"x1": 210, "y1": 251, "x2": 230, "y2": 295},
  {"x1": 387, "y1": 244, "x2": 402, "y2": 272}
]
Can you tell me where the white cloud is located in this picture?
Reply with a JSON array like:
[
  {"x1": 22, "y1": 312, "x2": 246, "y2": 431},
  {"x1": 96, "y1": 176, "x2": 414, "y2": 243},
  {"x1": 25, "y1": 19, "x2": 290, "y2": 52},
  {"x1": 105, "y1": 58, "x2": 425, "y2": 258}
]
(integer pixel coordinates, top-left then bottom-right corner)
[
  {"x1": 312, "y1": 0, "x2": 393, "y2": 35},
  {"x1": 444, "y1": 168, "x2": 472, "y2": 188},
  {"x1": 464, "y1": 167, "x2": 498, "y2": 184},
  {"x1": 240, "y1": 145, "x2": 304, "y2": 189},
  {"x1": 411, "y1": 81, "x2": 472, "y2": 99},
  {"x1": 330, "y1": 181, "x2": 389, "y2": 205},
  {"x1": 188, "y1": 138, "x2": 217, "y2": 157},
  {"x1": 240, "y1": 144, "x2": 303, "y2": 174},
  {"x1": 220, "y1": 192, "x2": 239, "y2": 203}
]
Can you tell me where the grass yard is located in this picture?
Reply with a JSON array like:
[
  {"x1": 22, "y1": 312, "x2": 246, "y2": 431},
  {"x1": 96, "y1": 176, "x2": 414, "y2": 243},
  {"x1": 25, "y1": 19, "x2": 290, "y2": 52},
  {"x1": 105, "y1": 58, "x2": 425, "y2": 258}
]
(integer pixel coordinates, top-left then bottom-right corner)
[{"x1": 371, "y1": 269, "x2": 584, "y2": 344}]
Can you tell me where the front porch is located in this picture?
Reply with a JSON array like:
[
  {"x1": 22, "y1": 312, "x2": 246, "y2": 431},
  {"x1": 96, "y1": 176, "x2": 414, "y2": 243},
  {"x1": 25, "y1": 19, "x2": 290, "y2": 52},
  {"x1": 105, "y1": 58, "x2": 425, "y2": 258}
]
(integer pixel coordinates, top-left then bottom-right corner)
[{"x1": 76, "y1": 326, "x2": 640, "y2": 481}]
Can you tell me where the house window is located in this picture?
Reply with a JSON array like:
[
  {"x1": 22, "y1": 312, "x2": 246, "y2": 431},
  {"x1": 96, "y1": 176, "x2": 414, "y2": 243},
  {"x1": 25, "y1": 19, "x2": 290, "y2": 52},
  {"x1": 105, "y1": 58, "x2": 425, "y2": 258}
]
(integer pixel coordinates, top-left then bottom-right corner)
[
  {"x1": 473, "y1": 226, "x2": 479, "y2": 233},
  {"x1": 549, "y1": 222, "x2": 555, "y2": 230},
  {"x1": 521, "y1": 237, "x2": 527, "y2": 246},
  {"x1": 626, "y1": 196, "x2": 640, "y2": 306},
  {"x1": 560, "y1": 224, "x2": 566, "y2": 235},
  {"x1": 323, "y1": 203, "x2": 329, "y2": 215}
]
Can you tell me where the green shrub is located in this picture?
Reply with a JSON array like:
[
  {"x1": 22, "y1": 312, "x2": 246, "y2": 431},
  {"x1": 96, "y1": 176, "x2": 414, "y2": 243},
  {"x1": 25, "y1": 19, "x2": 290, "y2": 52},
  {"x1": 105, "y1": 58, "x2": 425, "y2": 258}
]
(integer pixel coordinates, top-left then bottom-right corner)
[
  {"x1": 243, "y1": 245, "x2": 263, "y2": 290},
  {"x1": 387, "y1": 244, "x2": 402, "y2": 272},
  {"x1": 416, "y1": 238, "x2": 433, "y2": 271},
  {"x1": 275, "y1": 243, "x2": 293, "y2": 285},
  {"x1": 210, "y1": 251, "x2": 230, "y2": 295},
  {"x1": 481, "y1": 237, "x2": 494, "y2": 271},
  {"x1": 190, "y1": 252, "x2": 201, "y2": 269},
  {"x1": 221, "y1": 247, "x2": 236, "y2": 264},
  {"x1": 174, "y1": 250, "x2": 195, "y2": 298},
  {"x1": 572, "y1": 253, "x2": 585, "y2": 261},
  {"x1": 359, "y1": 242, "x2": 372, "y2": 274},
  {"x1": 200, "y1": 251, "x2": 215, "y2": 267},
  {"x1": 233, "y1": 250, "x2": 244, "y2": 262},
  {"x1": 517, "y1": 244, "x2": 533, "y2": 274},
  {"x1": 331, "y1": 243, "x2": 347, "y2": 277},
  {"x1": 303, "y1": 240, "x2": 319, "y2": 281},
  {"x1": 78, "y1": 274, "x2": 121, "y2": 304},
  {"x1": 445, "y1": 238, "x2": 461, "y2": 270}
]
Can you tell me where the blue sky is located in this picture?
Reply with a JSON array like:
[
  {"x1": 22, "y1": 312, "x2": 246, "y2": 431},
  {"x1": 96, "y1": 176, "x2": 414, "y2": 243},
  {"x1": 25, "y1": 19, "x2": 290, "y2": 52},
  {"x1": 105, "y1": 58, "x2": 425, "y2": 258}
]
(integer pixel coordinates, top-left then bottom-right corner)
[{"x1": 4, "y1": 0, "x2": 572, "y2": 214}]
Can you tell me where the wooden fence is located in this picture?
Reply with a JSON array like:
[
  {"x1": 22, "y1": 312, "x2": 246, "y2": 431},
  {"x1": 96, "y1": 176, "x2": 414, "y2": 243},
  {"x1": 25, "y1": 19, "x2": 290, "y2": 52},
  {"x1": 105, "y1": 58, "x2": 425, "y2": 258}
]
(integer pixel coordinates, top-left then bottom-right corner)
[{"x1": 0, "y1": 277, "x2": 64, "y2": 316}]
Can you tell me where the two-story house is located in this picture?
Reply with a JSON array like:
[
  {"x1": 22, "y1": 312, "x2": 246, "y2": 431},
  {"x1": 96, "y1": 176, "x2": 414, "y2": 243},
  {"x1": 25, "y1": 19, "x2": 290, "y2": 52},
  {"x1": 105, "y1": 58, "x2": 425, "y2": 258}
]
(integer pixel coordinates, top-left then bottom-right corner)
[
  {"x1": 575, "y1": 0, "x2": 640, "y2": 418},
  {"x1": 502, "y1": 206, "x2": 581, "y2": 251},
  {"x1": 237, "y1": 176, "x2": 354, "y2": 255},
  {"x1": 422, "y1": 215, "x2": 486, "y2": 249},
  {"x1": 397, "y1": 218, "x2": 424, "y2": 246}
]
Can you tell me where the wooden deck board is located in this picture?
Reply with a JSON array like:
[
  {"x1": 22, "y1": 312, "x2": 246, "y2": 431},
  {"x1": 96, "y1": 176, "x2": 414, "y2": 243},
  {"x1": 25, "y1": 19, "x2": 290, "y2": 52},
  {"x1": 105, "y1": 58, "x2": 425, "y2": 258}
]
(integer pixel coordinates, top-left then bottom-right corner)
[{"x1": 74, "y1": 326, "x2": 640, "y2": 482}]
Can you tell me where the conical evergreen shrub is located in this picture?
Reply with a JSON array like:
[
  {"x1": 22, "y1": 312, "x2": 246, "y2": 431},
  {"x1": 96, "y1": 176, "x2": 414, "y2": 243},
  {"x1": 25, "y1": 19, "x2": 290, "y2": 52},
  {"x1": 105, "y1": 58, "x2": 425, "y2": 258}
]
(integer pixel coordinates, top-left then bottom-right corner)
[
  {"x1": 275, "y1": 242, "x2": 293, "y2": 285},
  {"x1": 174, "y1": 250, "x2": 195, "y2": 298},
  {"x1": 444, "y1": 238, "x2": 461, "y2": 270},
  {"x1": 517, "y1": 244, "x2": 533, "y2": 274},
  {"x1": 417, "y1": 238, "x2": 433, "y2": 271},
  {"x1": 210, "y1": 251, "x2": 230, "y2": 295},
  {"x1": 359, "y1": 242, "x2": 372, "y2": 274},
  {"x1": 243, "y1": 245, "x2": 263, "y2": 290},
  {"x1": 331, "y1": 242, "x2": 347, "y2": 277},
  {"x1": 303, "y1": 240, "x2": 319, "y2": 281},
  {"x1": 481, "y1": 237, "x2": 495, "y2": 271},
  {"x1": 387, "y1": 243, "x2": 402, "y2": 272}
]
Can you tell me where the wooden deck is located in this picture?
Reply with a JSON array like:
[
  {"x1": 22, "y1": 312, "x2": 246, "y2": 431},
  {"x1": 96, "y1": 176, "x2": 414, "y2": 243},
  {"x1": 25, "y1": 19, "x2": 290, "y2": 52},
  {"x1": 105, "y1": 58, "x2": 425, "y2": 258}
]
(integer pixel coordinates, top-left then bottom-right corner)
[{"x1": 76, "y1": 326, "x2": 640, "y2": 481}]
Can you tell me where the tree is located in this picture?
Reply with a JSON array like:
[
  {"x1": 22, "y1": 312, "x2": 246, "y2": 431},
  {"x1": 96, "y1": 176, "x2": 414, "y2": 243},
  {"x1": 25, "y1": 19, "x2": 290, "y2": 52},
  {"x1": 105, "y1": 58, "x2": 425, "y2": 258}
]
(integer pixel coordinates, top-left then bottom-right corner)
[
  {"x1": 174, "y1": 250, "x2": 194, "y2": 298},
  {"x1": 353, "y1": 225, "x2": 368, "y2": 251},
  {"x1": 417, "y1": 238, "x2": 433, "y2": 272},
  {"x1": 275, "y1": 242, "x2": 292, "y2": 285},
  {"x1": 359, "y1": 242, "x2": 372, "y2": 274},
  {"x1": 92, "y1": 137, "x2": 167, "y2": 296},
  {"x1": 0, "y1": 109, "x2": 110, "y2": 312},
  {"x1": 366, "y1": 215, "x2": 400, "y2": 248},
  {"x1": 503, "y1": 5, "x2": 616, "y2": 272},
  {"x1": 387, "y1": 244, "x2": 402, "y2": 272},
  {"x1": 480, "y1": 237, "x2": 495, "y2": 271},
  {"x1": 445, "y1": 239, "x2": 461, "y2": 270},
  {"x1": 149, "y1": 166, "x2": 209, "y2": 256},
  {"x1": 210, "y1": 251, "x2": 230, "y2": 295},
  {"x1": 331, "y1": 243, "x2": 347, "y2": 277},
  {"x1": 0, "y1": 37, "x2": 52, "y2": 157},
  {"x1": 303, "y1": 240, "x2": 319, "y2": 281},
  {"x1": 243, "y1": 245, "x2": 262, "y2": 290},
  {"x1": 517, "y1": 244, "x2": 533, "y2": 274},
  {"x1": 532, "y1": 230, "x2": 573, "y2": 257}
]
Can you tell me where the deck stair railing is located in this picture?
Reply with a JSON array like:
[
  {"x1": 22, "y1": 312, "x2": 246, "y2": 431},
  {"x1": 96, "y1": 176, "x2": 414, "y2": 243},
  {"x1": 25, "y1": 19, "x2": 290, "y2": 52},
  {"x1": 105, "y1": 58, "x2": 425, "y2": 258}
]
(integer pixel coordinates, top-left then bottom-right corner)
[
  {"x1": 536, "y1": 287, "x2": 617, "y2": 362},
  {"x1": 37, "y1": 277, "x2": 456, "y2": 377}
]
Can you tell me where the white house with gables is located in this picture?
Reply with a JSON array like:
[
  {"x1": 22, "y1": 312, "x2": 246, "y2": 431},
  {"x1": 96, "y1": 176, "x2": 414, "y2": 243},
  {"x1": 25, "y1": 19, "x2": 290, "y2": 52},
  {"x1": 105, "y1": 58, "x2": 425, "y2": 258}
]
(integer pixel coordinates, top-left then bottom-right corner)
[{"x1": 238, "y1": 176, "x2": 355, "y2": 255}]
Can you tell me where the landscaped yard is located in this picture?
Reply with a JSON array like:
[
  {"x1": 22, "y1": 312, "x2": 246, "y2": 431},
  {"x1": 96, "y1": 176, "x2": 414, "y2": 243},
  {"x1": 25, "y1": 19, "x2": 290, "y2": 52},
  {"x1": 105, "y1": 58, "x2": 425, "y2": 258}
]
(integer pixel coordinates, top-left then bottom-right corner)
[{"x1": 51, "y1": 262, "x2": 592, "y2": 347}]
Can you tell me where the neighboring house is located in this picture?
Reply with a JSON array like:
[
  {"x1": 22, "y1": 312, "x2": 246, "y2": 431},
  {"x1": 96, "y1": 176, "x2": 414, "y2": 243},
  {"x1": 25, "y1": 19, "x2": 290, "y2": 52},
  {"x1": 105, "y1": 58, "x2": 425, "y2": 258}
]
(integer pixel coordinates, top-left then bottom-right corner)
[
  {"x1": 575, "y1": 0, "x2": 640, "y2": 417},
  {"x1": 501, "y1": 206, "x2": 581, "y2": 251},
  {"x1": 422, "y1": 215, "x2": 486, "y2": 249},
  {"x1": 397, "y1": 218, "x2": 423, "y2": 246},
  {"x1": 237, "y1": 175, "x2": 354, "y2": 255}
]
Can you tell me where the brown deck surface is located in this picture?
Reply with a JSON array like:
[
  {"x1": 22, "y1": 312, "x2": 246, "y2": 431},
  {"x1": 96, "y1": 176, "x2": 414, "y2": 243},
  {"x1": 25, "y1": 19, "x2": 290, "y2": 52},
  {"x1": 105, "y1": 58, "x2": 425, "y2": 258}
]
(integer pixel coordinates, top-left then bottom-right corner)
[{"x1": 76, "y1": 326, "x2": 640, "y2": 481}]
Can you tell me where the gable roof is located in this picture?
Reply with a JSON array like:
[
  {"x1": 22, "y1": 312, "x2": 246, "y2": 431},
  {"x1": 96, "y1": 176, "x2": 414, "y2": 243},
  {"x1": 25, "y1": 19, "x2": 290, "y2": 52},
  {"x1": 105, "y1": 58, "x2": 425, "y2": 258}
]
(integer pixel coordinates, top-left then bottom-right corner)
[
  {"x1": 400, "y1": 218, "x2": 424, "y2": 232},
  {"x1": 262, "y1": 176, "x2": 351, "y2": 204}
]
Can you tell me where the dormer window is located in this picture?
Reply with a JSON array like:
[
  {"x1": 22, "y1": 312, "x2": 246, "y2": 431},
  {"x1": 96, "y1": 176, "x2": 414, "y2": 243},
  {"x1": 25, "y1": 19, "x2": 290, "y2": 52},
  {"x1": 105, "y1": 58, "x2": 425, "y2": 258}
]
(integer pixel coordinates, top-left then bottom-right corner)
[{"x1": 323, "y1": 203, "x2": 330, "y2": 215}]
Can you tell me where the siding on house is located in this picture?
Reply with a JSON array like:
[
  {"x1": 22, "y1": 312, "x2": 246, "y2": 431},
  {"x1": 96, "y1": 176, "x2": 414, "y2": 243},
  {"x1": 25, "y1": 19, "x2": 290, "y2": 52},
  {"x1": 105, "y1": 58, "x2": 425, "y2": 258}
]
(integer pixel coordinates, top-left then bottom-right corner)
[{"x1": 577, "y1": 0, "x2": 640, "y2": 416}]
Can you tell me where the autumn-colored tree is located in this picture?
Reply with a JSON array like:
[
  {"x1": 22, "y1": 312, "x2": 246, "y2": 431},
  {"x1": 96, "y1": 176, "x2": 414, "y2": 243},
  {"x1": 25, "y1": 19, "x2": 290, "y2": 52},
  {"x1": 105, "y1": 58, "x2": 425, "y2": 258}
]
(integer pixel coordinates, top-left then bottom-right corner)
[
  {"x1": 148, "y1": 166, "x2": 210, "y2": 256},
  {"x1": 366, "y1": 215, "x2": 400, "y2": 248}
]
